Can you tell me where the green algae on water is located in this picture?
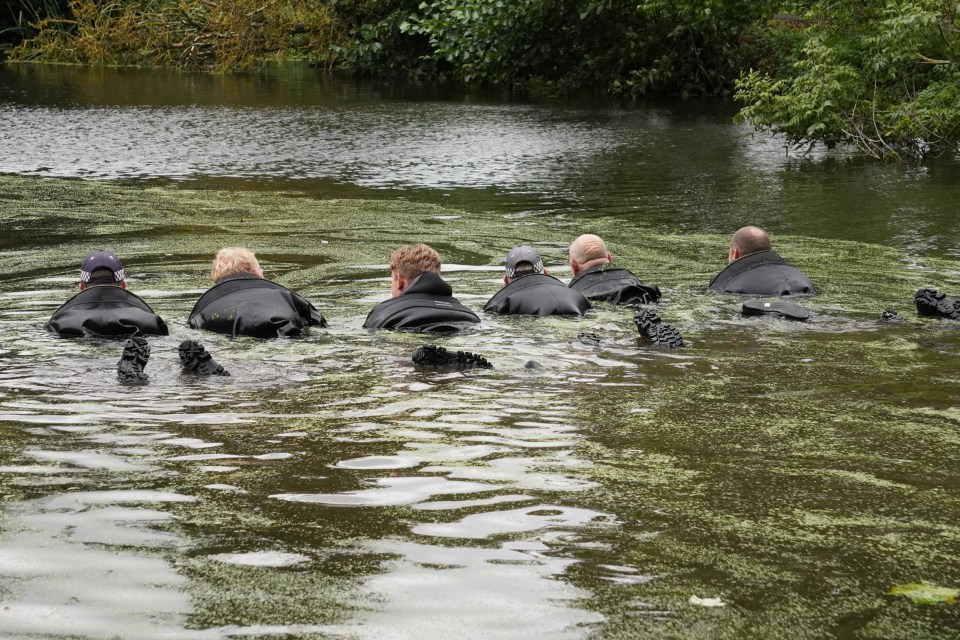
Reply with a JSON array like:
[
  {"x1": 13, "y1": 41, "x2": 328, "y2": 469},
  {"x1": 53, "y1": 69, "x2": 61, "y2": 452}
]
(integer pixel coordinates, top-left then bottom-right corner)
[{"x1": 889, "y1": 583, "x2": 959, "y2": 605}]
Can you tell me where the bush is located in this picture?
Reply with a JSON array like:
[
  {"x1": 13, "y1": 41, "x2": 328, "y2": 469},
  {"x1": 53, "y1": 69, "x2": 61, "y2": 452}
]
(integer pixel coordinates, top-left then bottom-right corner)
[
  {"x1": 735, "y1": 1, "x2": 960, "y2": 159},
  {"x1": 391, "y1": 0, "x2": 780, "y2": 96},
  {"x1": 10, "y1": 0, "x2": 337, "y2": 71},
  {"x1": 323, "y1": 0, "x2": 436, "y2": 74}
]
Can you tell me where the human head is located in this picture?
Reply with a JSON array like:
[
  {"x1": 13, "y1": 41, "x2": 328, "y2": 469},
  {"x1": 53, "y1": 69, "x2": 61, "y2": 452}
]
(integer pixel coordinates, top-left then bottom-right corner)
[
  {"x1": 79, "y1": 249, "x2": 126, "y2": 290},
  {"x1": 211, "y1": 247, "x2": 264, "y2": 281},
  {"x1": 728, "y1": 226, "x2": 772, "y2": 263},
  {"x1": 390, "y1": 243, "x2": 442, "y2": 297},
  {"x1": 503, "y1": 245, "x2": 545, "y2": 284},
  {"x1": 569, "y1": 234, "x2": 612, "y2": 275}
]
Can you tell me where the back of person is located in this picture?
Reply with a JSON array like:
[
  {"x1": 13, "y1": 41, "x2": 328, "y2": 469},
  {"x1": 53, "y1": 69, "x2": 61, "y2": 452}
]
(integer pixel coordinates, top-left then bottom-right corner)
[
  {"x1": 484, "y1": 245, "x2": 591, "y2": 317},
  {"x1": 484, "y1": 273, "x2": 591, "y2": 317},
  {"x1": 710, "y1": 227, "x2": 815, "y2": 296},
  {"x1": 47, "y1": 286, "x2": 169, "y2": 338},
  {"x1": 45, "y1": 249, "x2": 168, "y2": 338},
  {"x1": 189, "y1": 274, "x2": 327, "y2": 338},
  {"x1": 188, "y1": 247, "x2": 327, "y2": 339},
  {"x1": 567, "y1": 234, "x2": 661, "y2": 305},
  {"x1": 362, "y1": 274, "x2": 481, "y2": 332},
  {"x1": 569, "y1": 265, "x2": 660, "y2": 305},
  {"x1": 363, "y1": 244, "x2": 480, "y2": 333},
  {"x1": 708, "y1": 250, "x2": 816, "y2": 296}
]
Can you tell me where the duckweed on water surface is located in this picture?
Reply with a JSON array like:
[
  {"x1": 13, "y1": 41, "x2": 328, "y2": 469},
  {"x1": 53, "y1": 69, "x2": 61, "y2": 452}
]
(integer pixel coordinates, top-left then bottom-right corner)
[
  {"x1": 889, "y1": 583, "x2": 959, "y2": 605},
  {"x1": 1, "y1": 174, "x2": 959, "y2": 638}
]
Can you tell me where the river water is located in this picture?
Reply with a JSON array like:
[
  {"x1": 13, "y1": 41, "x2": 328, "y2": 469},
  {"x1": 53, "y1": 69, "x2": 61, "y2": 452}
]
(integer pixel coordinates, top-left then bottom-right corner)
[{"x1": 0, "y1": 63, "x2": 958, "y2": 639}]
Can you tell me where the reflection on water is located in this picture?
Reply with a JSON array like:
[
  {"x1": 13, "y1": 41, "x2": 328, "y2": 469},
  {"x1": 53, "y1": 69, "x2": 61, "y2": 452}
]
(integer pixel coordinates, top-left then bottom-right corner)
[
  {"x1": 1, "y1": 65, "x2": 959, "y2": 638},
  {"x1": 3, "y1": 64, "x2": 960, "y2": 258},
  {"x1": 0, "y1": 322, "x2": 623, "y2": 638},
  {"x1": 346, "y1": 538, "x2": 605, "y2": 639}
]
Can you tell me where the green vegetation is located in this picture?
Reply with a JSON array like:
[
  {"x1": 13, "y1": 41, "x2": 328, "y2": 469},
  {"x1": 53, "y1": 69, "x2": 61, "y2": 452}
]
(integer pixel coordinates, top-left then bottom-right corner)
[
  {"x1": 3, "y1": 0, "x2": 960, "y2": 158},
  {"x1": 5, "y1": 0, "x2": 336, "y2": 71},
  {"x1": 4, "y1": 0, "x2": 779, "y2": 95},
  {"x1": 400, "y1": 0, "x2": 777, "y2": 97},
  {"x1": 735, "y1": 1, "x2": 960, "y2": 159}
]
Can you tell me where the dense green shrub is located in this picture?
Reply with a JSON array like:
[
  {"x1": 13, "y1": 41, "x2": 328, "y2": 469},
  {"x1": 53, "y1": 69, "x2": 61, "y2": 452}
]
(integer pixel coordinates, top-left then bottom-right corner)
[
  {"x1": 395, "y1": 0, "x2": 778, "y2": 96},
  {"x1": 324, "y1": 0, "x2": 436, "y2": 74},
  {"x1": 735, "y1": 0, "x2": 960, "y2": 159},
  {"x1": 8, "y1": 0, "x2": 783, "y2": 96}
]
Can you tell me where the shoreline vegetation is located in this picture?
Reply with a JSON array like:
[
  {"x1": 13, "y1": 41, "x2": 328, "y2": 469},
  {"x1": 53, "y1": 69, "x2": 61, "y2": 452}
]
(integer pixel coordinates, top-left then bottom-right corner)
[{"x1": 1, "y1": 0, "x2": 958, "y2": 160}]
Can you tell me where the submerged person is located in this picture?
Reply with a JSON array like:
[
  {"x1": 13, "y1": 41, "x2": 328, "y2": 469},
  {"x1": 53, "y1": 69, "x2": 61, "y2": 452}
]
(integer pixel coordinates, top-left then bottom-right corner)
[
  {"x1": 483, "y1": 245, "x2": 591, "y2": 317},
  {"x1": 363, "y1": 243, "x2": 480, "y2": 332},
  {"x1": 709, "y1": 226, "x2": 816, "y2": 296},
  {"x1": 567, "y1": 234, "x2": 661, "y2": 305},
  {"x1": 46, "y1": 249, "x2": 169, "y2": 338},
  {"x1": 188, "y1": 247, "x2": 327, "y2": 338}
]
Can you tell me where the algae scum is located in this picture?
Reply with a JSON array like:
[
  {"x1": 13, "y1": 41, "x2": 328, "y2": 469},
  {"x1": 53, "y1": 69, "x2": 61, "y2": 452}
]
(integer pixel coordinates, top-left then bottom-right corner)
[{"x1": 0, "y1": 173, "x2": 958, "y2": 639}]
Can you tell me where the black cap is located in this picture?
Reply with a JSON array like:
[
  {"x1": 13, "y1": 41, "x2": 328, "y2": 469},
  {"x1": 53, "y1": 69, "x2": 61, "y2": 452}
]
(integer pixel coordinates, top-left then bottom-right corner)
[
  {"x1": 80, "y1": 249, "x2": 125, "y2": 283},
  {"x1": 504, "y1": 245, "x2": 544, "y2": 279}
]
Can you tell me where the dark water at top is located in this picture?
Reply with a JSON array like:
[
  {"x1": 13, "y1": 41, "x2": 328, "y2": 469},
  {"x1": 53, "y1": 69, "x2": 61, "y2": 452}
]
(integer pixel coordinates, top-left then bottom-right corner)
[{"x1": 0, "y1": 63, "x2": 959, "y2": 639}]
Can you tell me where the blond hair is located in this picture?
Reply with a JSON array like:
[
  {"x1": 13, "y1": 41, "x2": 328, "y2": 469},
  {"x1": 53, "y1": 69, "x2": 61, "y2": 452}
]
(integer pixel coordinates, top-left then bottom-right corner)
[
  {"x1": 211, "y1": 247, "x2": 261, "y2": 281},
  {"x1": 390, "y1": 244, "x2": 441, "y2": 280}
]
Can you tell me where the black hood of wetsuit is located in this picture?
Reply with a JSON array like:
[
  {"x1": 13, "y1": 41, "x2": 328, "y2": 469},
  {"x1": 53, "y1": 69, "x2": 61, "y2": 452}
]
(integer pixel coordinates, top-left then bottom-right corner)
[
  {"x1": 484, "y1": 273, "x2": 591, "y2": 317},
  {"x1": 568, "y1": 263, "x2": 661, "y2": 305},
  {"x1": 363, "y1": 271, "x2": 480, "y2": 333},
  {"x1": 188, "y1": 273, "x2": 327, "y2": 339},
  {"x1": 709, "y1": 250, "x2": 816, "y2": 296},
  {"x1": 45, "y1": 285, "x2": 169, "y2": 338}
]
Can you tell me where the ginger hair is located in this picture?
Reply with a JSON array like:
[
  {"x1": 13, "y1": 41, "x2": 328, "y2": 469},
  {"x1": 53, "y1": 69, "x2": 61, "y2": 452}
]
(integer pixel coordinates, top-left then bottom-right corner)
[{"x1": 390, "y1": 243, "x2": 442, "y2": 280}]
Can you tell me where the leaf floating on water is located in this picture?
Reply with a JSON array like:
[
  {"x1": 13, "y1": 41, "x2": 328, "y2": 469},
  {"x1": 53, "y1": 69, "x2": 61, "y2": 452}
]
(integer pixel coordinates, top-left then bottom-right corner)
[
  {"x1": 689, "y1": 595, "x2": 726, "y2": 607},
  {"x1": 889, "y1": 583, "x2": 959, "y2": 605}
]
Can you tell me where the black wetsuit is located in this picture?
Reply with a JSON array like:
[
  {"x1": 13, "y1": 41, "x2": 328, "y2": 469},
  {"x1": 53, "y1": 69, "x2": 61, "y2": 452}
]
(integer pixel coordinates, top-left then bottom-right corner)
[
  {"x1": 45, "y1": 286, "x2": 169, "y2": 338},
  {"x1": 188, "y1": 273, "x2": 327, "y2": 338},
  {"x1": 484, "y1": 274, "x2": 591, "y2": 317},
  {"x1": 363, "y1": 272, "x2": 480, "y2": 333},
  {"x1": 568, "y1": 263, "x2": 661, "y2": 305},
  {"x1": 709, "y1": 251, "x2": 816, "y2": 296}
]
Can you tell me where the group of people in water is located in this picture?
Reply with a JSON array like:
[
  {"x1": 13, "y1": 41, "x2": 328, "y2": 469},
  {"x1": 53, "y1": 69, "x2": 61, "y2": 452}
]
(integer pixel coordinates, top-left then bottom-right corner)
[{"x1": 44, "y1": 224, "x2": 956, "y2": 380}]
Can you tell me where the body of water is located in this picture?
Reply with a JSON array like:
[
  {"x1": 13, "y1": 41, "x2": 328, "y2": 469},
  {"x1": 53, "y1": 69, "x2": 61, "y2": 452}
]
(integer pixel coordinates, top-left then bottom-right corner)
[{"x1": 0, "y1": 63, "x2": 958, "y2": 639}]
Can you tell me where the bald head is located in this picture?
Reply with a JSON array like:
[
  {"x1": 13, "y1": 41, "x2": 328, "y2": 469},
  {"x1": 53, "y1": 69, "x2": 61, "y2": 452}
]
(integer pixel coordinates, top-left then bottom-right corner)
[
  {"x1": 728, "y1": 226, "x2": 772, "y2": 263},
  {"x1": 569, "y1": 234, "x2": 613, "y2": 275}
]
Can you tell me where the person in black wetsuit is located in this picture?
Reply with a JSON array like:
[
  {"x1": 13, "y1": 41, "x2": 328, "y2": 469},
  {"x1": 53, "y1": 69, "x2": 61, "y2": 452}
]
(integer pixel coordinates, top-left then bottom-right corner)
[
  {"x1": 188, "y1": 247, "x2": 327, "y2": 338},
  {"x1": 709, "y1": 226, "x2": 816, "y2": 296},
  {"x1": 484, "y1": 245, "x2": 591, "y2": 317},
  {"x1": 567, "y1": 234, "x2": 661, "y2": 305},
  {"x1": 45, "y1": 249, "x2": 169, "y2": 338},
  {"x1": 363, "y1": 243, "x2": 480, "y2": 333}
]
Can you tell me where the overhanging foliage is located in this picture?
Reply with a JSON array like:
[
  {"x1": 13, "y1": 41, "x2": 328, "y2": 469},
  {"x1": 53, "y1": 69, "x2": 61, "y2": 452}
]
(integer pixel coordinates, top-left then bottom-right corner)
[{"x1": 735, "y1": 0, "x2": 960, "y2": 159}]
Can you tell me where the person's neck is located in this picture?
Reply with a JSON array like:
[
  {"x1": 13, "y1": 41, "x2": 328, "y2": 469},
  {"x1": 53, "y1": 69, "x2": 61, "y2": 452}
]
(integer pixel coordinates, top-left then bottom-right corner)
[
  {"x1": 217, "y1": 271, "x2": 261, "y2": 282},
  {"x1": 578, "y1": 257, "x2": 610, "y2": 272}
]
